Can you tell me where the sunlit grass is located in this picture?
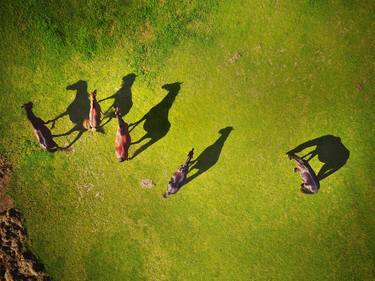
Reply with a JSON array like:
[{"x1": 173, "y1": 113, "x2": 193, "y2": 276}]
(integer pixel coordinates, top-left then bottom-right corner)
[{"x1": 0, "y1": 0, "x2": 374, "y2": 280}]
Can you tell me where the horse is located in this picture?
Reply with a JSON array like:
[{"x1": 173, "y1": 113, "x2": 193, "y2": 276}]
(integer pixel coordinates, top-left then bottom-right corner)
[
  {"x1": 115, "y1": 108, "x2": 131, "y2": 162},
  {"x1": 287, "y1": 153, "x2": 320, "y2": 194},
  {"x1": 22, "y1": 102, "x2": 60, "y2": 152},
  {"x1": 163, "y1": 149, "x2": 194, "y2": 198},
  {"x1": 88, "y1": 90, "x2": 101, "y2": 131}
]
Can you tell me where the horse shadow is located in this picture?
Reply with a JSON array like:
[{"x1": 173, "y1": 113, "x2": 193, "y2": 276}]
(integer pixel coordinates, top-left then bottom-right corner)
[
  {"x1": 99, "y1": 73, "x2": 136, "y2": 127},
  {"x1": 185, "y1": 126, "x2": 233, "y2": 185},
  {"x1": 287, "y1": 135, "x2": 350, "y2": 180},
  {"x1": 46, "y1": 80, "x2": 90, "y2": 147},
  {"x1": 129, "y1": 82, "x2": 182, "y2": 159}
]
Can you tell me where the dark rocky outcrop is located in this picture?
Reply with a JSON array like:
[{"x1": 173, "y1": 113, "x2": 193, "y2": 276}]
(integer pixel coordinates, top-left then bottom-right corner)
[
  {"x1": 0, "y1": 156, "x2": 51, "y2": 280},
  {"x1": 0, "y1": 156, "x2": 13, "y2": 213},
  {"x1": 0, "y1": 208, "x2": 51, "y2": 281}
]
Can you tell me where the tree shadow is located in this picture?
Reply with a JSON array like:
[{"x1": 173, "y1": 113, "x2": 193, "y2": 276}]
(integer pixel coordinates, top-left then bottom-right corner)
[
  {"x1": 22, "y1": 102, "x2": 65, "y2": 152},
  {"x1": 287, "y1": 135, "x2": 350, "y2": 180},
  {"x1": 46, "y1": 80, "x2": 90, "y2": 148},
  {"x1": 185, "y1": 126, "x2": 233, "y2": 185},
  {"x1": 129, "y1": 82, "x2": 182, "y2": 159},
  {"x1": 99, "y1": 73, "x2": 136, "y2": 127}
]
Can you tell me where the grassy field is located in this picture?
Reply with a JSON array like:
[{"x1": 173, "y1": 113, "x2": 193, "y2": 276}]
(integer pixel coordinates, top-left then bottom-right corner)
[{"x1": 1, "y1": 0, "x2": 374, "y2": 280}]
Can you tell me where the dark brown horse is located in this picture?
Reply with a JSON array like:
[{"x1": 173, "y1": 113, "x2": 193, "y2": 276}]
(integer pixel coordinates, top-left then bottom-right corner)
[
  {"x1": 22, "y1": 102, "x2": 60, "y2": 152},
  {"x1": 287, "y1": 135, "x2": 349, "y2": 181},
  {"x1": 287, "y1": 153, "x2": 320, "y2": 194},
  {"x1": 163, "y1": 149, "x2": 194, "y2": 198},
  {"x1": 115, "y1": 108, "x2": 131, "y2": 162}
]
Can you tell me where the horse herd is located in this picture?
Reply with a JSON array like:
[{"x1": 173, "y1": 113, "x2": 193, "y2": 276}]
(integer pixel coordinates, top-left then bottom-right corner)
[
  {"x1": 22, "y1": 88, "x2": 197, "y2": 197},
  {"x1": 22, "y1": 89, "x2": 132, "y2": 161},
  {"x1": 22, "y1": 86, "x2": 347, "y2": 196}
]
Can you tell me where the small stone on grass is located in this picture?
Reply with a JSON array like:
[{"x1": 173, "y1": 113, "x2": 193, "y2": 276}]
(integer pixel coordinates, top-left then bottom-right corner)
[{"x1": 140, "y1": 179, "x2": 155, "y2": 189}]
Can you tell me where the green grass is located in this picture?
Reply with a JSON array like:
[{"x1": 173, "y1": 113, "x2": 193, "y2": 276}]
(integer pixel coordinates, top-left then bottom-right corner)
[{"x1": 1, "y1": 0, "x2": 374, "y2": 280}]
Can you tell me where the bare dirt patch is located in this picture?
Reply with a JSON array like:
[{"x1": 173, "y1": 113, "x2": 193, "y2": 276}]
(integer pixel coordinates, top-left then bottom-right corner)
[
  {"x1": 140, "y1": 21, "x2": 155, "y2": 43},
  {"x1": 140, "y1": 179, "x2": 155, "y2": 189},
  {"x1": 0, "y1": 156, "x2": 14, "y2": 213},
  {"x1": 0, "y1": 156, "x2": 50, "y2": 280},
  {"x1": 0, "y1": 209, "x2": 51, "y2": 281},
  {"x1": 227, "y1": 51, "x2": 241, "y2": 65}
]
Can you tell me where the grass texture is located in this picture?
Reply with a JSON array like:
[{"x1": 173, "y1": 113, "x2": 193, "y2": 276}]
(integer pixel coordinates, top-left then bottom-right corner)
[{"x1": 0, "y1": 0, "x2": 374, "y2": 280}]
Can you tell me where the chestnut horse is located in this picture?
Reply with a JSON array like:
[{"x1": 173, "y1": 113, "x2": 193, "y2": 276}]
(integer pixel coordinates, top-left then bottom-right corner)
[
  {"x1": 115, "y1": 108, "x2": 131, "y2": 161},
  {"x1": 89, "y1": 90, "x2": 101, "y2": 131}
]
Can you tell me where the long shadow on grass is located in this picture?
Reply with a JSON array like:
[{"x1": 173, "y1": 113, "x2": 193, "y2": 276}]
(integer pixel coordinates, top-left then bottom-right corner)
[
  {"x1": 99, "y1": 73, "x2": 136, "y2": 127},
  {"x1": 129, "y1": 82, "x2": 182, "y2": 159},
  {"x1": 287, "y1": 135, "x2": 350, "y2": 180},
  {"x1": 185, "y1": 126, "x2": 233, "y2": 185},
  {"x1": 46, "y1": 80, "x2": 90, "y2": 148}
]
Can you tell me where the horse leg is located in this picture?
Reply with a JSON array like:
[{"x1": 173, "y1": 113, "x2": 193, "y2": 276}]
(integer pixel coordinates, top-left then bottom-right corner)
[
  {"x1": 302, "y1": 151, "x2": 317, "y2": 162},
  {"x1": 129, "y1": 137, "x2": 154, "y2": 159},
  {"x1": 52, "y1": 126, "x2": 78, "y2": 137},
  {"x1": 129, "y1": 116, "x2": 146, "y2": 132},
  {"x1": 130, "y1": 134, "x2": 149, "y2": 145}
]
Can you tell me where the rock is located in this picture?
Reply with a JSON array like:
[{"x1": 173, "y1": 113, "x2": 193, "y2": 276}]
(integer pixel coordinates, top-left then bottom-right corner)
[
  {"x1": 227, "y1": 51, "x2": 241, "y2": 64},
  {"x1": 140, "y1": 179, "x2": 155, "y2": 189}
]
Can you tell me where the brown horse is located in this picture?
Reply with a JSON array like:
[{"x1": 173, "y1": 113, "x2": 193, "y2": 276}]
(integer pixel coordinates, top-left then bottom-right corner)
[
  {"x1": 287, "y1": 153, "x2": 320, "y2": 194},
  {"x1": 163, "y1": 149, "x2": 194, "y2": 198},
  {"x1": 115, "y1": 108, "x2": 131, "y2": 162},
  {"x1": 88, "y1": 90, "x2": 101, "y2": 131},
  {"x1": 22, "y1": 102, "x2": 60, "y2": 152}
]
